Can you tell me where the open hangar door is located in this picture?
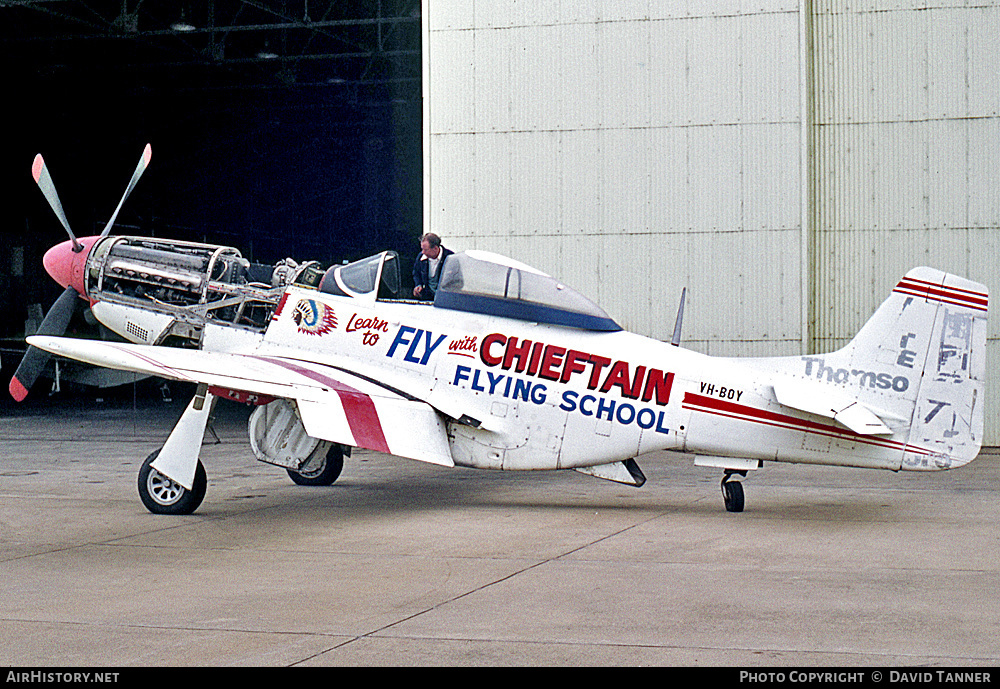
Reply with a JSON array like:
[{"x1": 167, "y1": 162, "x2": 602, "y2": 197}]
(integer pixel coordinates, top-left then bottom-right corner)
[{"x1": 0, "y1": 0, "x2": 423, "y2": 404}]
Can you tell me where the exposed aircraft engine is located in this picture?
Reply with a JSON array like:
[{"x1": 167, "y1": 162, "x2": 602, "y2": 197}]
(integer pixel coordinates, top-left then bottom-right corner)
[
  {"x1": 89, "y1": 237, "x2": 249, "y2": 305},
  {"x1": 85, "y1": 236, "x2": 300, "y2": 346}
]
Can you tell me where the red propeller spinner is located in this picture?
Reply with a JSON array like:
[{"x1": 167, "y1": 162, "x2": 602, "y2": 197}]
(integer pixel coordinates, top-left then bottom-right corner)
[{"x1": 42, "y1": 236, "x2": 99, "y2": 297}]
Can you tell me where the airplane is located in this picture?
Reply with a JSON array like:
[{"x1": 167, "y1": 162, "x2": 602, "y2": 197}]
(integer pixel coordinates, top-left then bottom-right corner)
[{"x1": 11, "y1": 145, "x2": 990, "y2": 515}]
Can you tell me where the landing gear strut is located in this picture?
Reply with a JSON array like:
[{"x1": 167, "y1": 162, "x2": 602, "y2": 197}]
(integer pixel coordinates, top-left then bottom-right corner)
[
  {"x1": 721, "y1": 470, "x2": 746, "y2": 513},
  {"x1": 136, "y1": 385, "x2": 215, "y2": 515}
]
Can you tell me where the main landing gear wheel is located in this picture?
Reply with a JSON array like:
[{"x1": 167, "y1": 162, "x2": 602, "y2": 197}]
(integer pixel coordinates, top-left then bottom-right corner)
[
  {"x1": 286, "y1": 444, "x2": 344, "y2": 486},
  {"x1": 138, "y1": 449, "x2": 207, "y2": 515},
  {"x1": 721, "y1": 470, "x2": 746, "y2": 513}
]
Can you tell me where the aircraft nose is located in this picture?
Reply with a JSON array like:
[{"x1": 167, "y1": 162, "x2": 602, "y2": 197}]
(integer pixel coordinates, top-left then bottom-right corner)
[{"x1": 43, "y1": 236, "x2": 96, "y2": 296}]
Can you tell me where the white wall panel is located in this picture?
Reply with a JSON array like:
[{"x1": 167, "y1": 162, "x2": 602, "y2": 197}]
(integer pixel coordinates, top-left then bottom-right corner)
[
  {"x1": 560, "y1": 0, "x2": 599, "y2": 25},
  {"x1": 742, "y1": 122, "x2": 801, "y2": 231},
  {"x1": 927, "y1": 120, "x2": 967, "y2": 229},
  {"x1": 599, "y1": 233, "x2": 653, "y2": 332},
  {"x1": 969, "y1": 7, "x2": 1000, "y2": 117},
  {"x1": 428, "y1": 132, "x2": 476, "y2": 235},
  {"x1": 472, "y1": 28, "x2": 510, "y2": 133},
  {"x1": 429, "y1": 2, "x2": 472, "y2": 30},
  {"x1": 687, "y1": 18, "x2": 741, "y2": 125},
  {"x1": 555, "y1": 22, "x2": 601, "y2": 130},
  {"x1": 471, "y1": 133, "x2": 510, "y2": 235},
  {"x1": 510, "y1": 131, "x2": 561, "y2": 234},
  {"x1": 426, "y1": 1, "x2": 802, "y2": 353},
  {"x1": 681, "y1": 0, "x2": 748, "y2": 17},
  {"x1": 742, "y1": 12, "x2": 800, "y2": 123},
  {"x1": 558, "y1": 129, "x2": 603, "y2": 235},
  {"x1": 873, "y1": 11, "x2": 926, "y2": 121},
  {"x1": 648, "y1": 20, "x2": 690, "y2": 127},
  {"x1": 509, "y1": 25, "x2": 562, "y2": 131},
  {"x1": 649, "y1": 126, "x2": 690, "y2": 232},
  {"x1": 927, "y1": 11, "x2": 967, "y2": 119},
  {"x1": 969, "y1": 118, "x2": 1000, "y2": 228},
  {"x1": 470, "y1": 1, "x2": 513, "y2": 29},
  {"x1": 598, "y1": 21, "x2": 651, "y2": 129},
  {"x1": 872, "y1": 121, "x2": 926, "y2": 230},
  {"x1": 687, "y1": 125, "x2": 743, "y2": 231},
  {"x1": 429, "y1": 29, "x2": 474, "y2": 134},
  {"x1": 600, "y1": 128, "x2": 652, "y2": 233}
]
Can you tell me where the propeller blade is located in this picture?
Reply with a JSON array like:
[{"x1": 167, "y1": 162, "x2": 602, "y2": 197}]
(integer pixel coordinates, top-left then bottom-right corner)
[
  {"x1": 31, "y1": 154, "x2": 82, "y2": 252},
  {"x1": 9, "y1": 285, "x2": 80, "y2": 401},
  {"x1": 100, "y1": 143, "x2": 152, "y2": 238}
]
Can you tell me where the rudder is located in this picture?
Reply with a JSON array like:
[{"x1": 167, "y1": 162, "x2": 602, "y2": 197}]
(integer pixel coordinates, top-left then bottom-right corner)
[
  {"x1": 834, "y1": 268, "x2": 988, "y2": 470},
  {"x1": 898, "y1": 269, "x2": 988, "y2": 469}
]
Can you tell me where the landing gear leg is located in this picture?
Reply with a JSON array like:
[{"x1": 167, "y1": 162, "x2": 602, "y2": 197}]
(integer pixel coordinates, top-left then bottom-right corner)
[
  {"x1": 138, "y1": 384, "x2": 215, "y2": 515},
  {"x1": 721, "y1": 470, "x2": 746, "y2": 513}
]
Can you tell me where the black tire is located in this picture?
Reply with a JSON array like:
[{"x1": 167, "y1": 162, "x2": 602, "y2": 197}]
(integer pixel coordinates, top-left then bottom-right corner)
[
  {"x1": 722, "y1": 480, "x2": 745, "y2": 513},
  {"x1": 287, "y1": 444, "x2": 344, "y2": 486},
  {"x1": 138, "y1": 449, "x2": 207, "y2": 515}
]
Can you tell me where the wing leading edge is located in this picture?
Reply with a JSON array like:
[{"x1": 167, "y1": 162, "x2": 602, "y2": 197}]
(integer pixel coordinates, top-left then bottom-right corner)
[{"x1": 27, "y1": 336, "x2": 454, "y2": 467}]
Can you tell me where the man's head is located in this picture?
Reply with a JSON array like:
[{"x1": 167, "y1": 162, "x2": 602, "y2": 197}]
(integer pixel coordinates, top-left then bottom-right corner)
[{"x1": 420, "y1": 233, "x2": 442, "y2": 259}]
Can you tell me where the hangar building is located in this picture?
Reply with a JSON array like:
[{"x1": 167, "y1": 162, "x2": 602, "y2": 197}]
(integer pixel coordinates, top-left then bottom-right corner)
[
  {"x1": 0, "y1": 1, "x2": 422, "y2": 406},
  {"x1": 422, "y1": 1, "x2": 1000, "y2": 443}
]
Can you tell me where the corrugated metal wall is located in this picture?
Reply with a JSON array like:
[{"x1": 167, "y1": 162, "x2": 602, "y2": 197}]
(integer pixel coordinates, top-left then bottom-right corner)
[
  {"x1": 424, "y1": 0, "x2": 1000, "y2": 442},
  {"x1": 809, "y1": 0, "x2": 1000, "y2": 441},
  {"x1": 811, "y1": 1, "x2": 1000, "y2": 348},
  {"x1": 423, "y1": 1, "x2": 804, "y2": 357}
]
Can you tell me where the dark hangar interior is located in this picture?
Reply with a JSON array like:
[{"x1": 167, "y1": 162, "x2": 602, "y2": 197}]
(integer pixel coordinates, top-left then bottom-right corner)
[{"x1": 0, "y1": 0, "x2": 422, "y2": 363}]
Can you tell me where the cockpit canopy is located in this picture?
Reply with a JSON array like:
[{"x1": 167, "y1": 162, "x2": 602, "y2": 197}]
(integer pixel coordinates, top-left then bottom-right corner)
[
  {"x1": 315, "y1": 251, "x2": 401, "y2": 301},
  {"x1": 434, "y1": 250, "x2": 621, "y2": 331},
  {"x1": 310, "y1": 248, "x2": 619, "y2": 331}
]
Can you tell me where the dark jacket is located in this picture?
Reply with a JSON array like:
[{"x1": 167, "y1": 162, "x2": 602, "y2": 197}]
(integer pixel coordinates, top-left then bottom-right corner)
[{"x1": 412, "y1": 247, "x2": 454, "y2": 300}]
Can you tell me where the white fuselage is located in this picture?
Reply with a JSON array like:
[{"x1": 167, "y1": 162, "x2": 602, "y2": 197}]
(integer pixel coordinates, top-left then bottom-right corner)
[
  {"x1": 70, "y1": 257, "x2": 988, "y2": 482},
  {"x1": 178, "y1": 284, "x2": 916, "y2": 474}
]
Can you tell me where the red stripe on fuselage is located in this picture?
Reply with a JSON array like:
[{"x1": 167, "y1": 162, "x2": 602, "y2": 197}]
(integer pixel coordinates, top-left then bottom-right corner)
[{"x1": 682, "y1": 392, "x2": 932, "y2": 457}]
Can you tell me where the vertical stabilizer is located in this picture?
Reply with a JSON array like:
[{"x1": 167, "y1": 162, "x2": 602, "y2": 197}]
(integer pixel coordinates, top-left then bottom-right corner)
[{"x1": 827, "y1": 268, "x2": 989, "y2": 470}]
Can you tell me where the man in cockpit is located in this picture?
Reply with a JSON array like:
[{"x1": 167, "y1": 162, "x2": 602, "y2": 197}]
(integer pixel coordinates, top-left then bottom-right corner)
[{"x1": 412, "y1": 233, "x2": 453, "y2": 301}]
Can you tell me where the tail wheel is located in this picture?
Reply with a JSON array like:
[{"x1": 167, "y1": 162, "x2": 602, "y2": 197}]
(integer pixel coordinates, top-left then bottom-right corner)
[
  {"x1": 287, "y1": 444, "x2": 344, "y2": 486},
  {"x1": 721, "y1": 477, "x2": 745, "y2": 513},
  {"x1": 138, "y1": 449, "x2": 207, "y2": 515}
]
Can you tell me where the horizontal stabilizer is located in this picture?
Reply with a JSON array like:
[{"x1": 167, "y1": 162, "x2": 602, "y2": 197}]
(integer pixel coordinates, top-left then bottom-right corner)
[{"x1": 772, "y1": 378, "x2": 891, "y2": 435}]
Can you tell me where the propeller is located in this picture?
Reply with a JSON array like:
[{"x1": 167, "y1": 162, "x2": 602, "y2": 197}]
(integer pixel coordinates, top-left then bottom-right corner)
[
  {"x1": 9, "y1": 144, "x2": 152, "y2": 401},
  {"x1": 9, "y1": 286, "x2": 79, "y2": 401},
  {"x1": 100, "y1": 143, "x2": 151, "y2": 240}
]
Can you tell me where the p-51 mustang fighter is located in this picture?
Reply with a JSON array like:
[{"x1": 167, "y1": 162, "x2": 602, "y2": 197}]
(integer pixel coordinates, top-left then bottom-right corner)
[{"x1": 13, "y1": 146, "x2": 989, "y2": 514}]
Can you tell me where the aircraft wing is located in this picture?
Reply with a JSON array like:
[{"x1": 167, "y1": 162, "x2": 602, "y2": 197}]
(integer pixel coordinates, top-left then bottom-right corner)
[
  {"x1": 26, "y1": 336, "x2": 454, "y2": 467},
  {"x1": 771, "y1": 377, "x2": 892, "y2": 436}
]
